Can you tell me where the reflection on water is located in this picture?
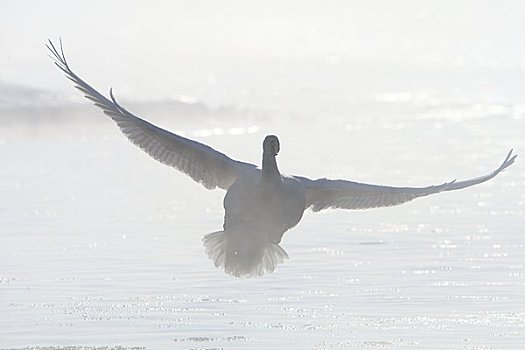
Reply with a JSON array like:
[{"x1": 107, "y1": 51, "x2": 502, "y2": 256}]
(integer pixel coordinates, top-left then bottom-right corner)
[{"x1": 1, "y1": 106, "x2": 523, "y2": 349}]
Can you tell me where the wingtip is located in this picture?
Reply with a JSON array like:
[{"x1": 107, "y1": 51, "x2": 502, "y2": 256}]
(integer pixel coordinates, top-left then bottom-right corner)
[
  {"x1": 506, "y1": 148, "x2": 513, "y2": 160},
  {"x1": 46, "y1": 37, "x2": 68, "y2": 69},
  {"x1": 58, "y1": 37, "x2": 67, "y2": 65},
  {"x1": 508, "y1": 153, "x2": 518, "y2": 166},
  {"x1": 507, "y1": 148, "x2": 517, "y2": 161},
  {"x1": 46, "y1": 39, "x2": 58, "y2": 58},
  {"x1": 502, "y1": 148, "x2": 517, "y2": 168},
  {"x1": 510, "y1": 149, "x2": 518, "y2": 162}
]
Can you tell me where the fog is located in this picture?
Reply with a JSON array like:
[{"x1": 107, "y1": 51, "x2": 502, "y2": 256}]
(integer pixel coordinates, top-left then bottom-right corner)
[
  {"x1": 1, "y1": 1, "x2": 524, "y2": 349},
  {"x1": 3, "y1": 1, "x2": 525, "y2": 103}
]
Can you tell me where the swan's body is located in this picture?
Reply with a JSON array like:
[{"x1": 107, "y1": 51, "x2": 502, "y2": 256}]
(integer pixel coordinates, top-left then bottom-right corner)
[
  {"x1": 206, "y1": 165, "x2": 306, "y2": 277},
  {"x1": 47, "y1": 40, "x2": 517, "y2": 278}
]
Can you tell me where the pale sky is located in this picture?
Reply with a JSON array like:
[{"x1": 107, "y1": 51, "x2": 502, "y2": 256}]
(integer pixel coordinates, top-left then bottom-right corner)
[{"x1": 1, "y1": 0, "x2": 524, "y2": 103}]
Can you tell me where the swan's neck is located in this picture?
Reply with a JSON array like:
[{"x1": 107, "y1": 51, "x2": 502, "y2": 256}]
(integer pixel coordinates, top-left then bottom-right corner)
[{"x1": 262, "y1": 153, "x2": 282, "y2": 183}]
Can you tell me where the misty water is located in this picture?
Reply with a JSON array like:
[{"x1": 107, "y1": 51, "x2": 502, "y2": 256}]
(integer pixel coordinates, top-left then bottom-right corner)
[{"x1": 1, "y1": 83, "x2": 524, "y2": 349}]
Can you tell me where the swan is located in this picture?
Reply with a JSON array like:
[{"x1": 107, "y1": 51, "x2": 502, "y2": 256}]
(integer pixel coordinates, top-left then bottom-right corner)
[{"x1": 47, "y1": 40, "x2": 517, "y2": 278}]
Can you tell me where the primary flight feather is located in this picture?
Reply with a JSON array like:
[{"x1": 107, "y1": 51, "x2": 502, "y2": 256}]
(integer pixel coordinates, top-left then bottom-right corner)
[{"x1": 47, "y1": 40, "x2": 517, "y2": 278}]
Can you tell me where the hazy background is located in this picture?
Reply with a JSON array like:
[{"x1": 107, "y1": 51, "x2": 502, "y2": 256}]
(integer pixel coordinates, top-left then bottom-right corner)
[
  {"x1": 2, "y1": 0, "x2": 525, "y2": 106},
  {"x1": 1, "y1": 1, "x2": 524, "y2": 349}
]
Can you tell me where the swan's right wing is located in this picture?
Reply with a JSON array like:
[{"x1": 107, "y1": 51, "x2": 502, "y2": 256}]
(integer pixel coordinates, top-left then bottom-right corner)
[
  {"x1": 299, "y1": 150, "x2": 516, "y2": 212},
  {"x1": 47, "y1": 40, "x2": 256, "y2": 190}
]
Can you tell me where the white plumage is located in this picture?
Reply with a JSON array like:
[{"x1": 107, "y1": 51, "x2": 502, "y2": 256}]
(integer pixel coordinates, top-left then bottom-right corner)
[{"x1": 48, "y1": 40, "x2": 517, "y2": 278}]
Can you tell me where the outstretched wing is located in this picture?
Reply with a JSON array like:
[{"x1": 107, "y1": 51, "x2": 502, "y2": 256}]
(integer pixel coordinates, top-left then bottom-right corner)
[
  {"x1": 299, "y1": 150, "x2": 517, "y2": 212},
  {"x1": 47, "y1": 40, "x2": 256, "y2": 190}
]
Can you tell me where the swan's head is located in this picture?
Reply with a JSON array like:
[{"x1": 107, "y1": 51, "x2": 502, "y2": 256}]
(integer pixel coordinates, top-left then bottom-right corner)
[{"x1": 263, "y1": 135, "x2": 280, "y2": 156}]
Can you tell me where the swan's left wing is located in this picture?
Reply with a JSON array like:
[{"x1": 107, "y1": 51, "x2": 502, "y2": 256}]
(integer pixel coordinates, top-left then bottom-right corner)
[
  {"x1": 47, "y1": 40, "x2": 256, "y2": 190},
  {"x1": 298, "y1": 150, "x2": 516, "y2": 212}
]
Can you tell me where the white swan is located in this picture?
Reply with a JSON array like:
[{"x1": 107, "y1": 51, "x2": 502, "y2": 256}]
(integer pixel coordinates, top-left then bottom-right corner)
[{"x1": 47, "y1": 40, "x2": 517, "y2": 278}]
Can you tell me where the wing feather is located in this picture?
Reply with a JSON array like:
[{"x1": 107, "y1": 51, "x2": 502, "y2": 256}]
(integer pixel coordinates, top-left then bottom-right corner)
[
  {"x1": 299, "y1": 150, "x2": 516, "y2": 212},
  {"x1": 47, "y1": 39, "x2": 256, "y2": 190}
]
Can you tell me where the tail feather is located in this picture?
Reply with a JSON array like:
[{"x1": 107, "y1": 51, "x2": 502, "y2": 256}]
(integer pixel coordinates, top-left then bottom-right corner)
[{"x1": 203, "y1": 230, "x2": 288, "y2": 278}]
